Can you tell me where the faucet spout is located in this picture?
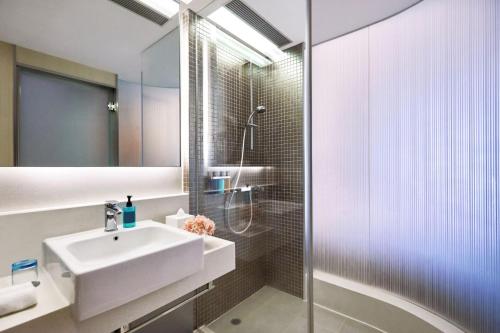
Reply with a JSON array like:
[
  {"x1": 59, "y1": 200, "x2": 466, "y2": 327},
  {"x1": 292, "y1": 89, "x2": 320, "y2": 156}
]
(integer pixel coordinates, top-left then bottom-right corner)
[{"x1": 104, "y1": 200, "x2": 122, "y2": 232}]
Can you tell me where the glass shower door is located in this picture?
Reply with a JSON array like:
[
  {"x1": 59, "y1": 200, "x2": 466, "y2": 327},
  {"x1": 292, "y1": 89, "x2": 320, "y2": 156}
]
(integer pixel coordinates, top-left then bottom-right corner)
[{"x1": 181, "y1": 1, "x2": 310, "y2": 332}]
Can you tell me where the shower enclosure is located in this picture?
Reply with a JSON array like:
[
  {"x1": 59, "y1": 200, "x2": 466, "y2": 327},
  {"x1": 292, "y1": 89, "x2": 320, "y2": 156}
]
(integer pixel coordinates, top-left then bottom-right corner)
[
  {"x1": 182, "y1": 8, "x2": 308, "y2": 331},
  {"x1": 182, "y1": 0, "x2": 498, "y2": 332}
]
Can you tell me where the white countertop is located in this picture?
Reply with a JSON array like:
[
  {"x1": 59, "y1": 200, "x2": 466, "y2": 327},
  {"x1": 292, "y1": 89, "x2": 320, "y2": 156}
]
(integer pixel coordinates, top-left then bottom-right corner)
[{"x1": 0, "y1": 268, "x2": 70, "y2": 332}]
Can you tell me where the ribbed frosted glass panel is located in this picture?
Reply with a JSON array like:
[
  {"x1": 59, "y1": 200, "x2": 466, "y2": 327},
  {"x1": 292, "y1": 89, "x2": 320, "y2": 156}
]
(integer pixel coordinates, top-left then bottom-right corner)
[
  {"x1": 312, "y1": 29, "x2": 370, "y2": 283},
  {"x1": 142, "y1": 86, "x2": 180, "y2": 166},
  {"x1": 312, "y1": 0, "x2": 500, "y2": 332}
]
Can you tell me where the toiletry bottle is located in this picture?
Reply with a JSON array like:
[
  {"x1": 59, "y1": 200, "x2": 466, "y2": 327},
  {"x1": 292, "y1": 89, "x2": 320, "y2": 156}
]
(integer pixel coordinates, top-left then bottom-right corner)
[
  {"x1": 218, "y1": 171, "x2": 225, "y2": 193},
  {"x1": 225, "y1": 171, "x2": 231, "y2": 191},
  {"x1": 123, "y1": 195, "x2": 136, "y2": 228},
  {"x1": 206, "y1": 172, "x2": 212, "y2": 192},
  {"x1": 210, "y1": 172, "x2": 223, "y2": 194},
  {"x1": 208, "y1": 172, "x2": 217, "y2": 193}
]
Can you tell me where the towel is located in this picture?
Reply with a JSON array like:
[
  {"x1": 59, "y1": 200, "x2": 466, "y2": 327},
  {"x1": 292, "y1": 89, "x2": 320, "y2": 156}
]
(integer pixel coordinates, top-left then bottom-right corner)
[{"x1": 0, "y1": 282, "x2": 37, "y2": 316}]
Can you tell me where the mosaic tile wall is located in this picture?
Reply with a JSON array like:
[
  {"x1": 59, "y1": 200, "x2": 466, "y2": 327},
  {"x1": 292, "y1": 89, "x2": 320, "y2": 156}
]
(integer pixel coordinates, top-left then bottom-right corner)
[
  {"x1": 183, "y1": 10, "x2": 304, "y2": 327},
  {"x1": 255, "y1": 45, "x2": 304, "y2": 296}
]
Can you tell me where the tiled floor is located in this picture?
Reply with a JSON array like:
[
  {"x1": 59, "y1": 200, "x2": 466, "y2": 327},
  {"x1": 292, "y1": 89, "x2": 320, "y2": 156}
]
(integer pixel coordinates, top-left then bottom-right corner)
[{"x1": 205, "y1": 286, "x2": 380, "y2": 333}]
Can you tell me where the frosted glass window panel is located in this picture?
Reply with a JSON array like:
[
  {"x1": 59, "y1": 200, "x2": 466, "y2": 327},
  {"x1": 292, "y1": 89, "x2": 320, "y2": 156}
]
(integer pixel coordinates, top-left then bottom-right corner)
[
  {"x1": 117, "y1": 80, "x2": 142, "y2": 166},
  {"x1": 142, "y1": 86, "x2": 180, "y2": 167},
  {"x1": 17, "y1": 68, "x2": 117, "y2": 166},
  {"x1": 312, "y1": 29, "x2": 371, "y2": 283},
  {"x1": 368, "y1": 0, "x2": 500, "y2": 331},
  {"x1": 312, "y1": 0, "x2": 500, "y2": 332},
  {"x1": 140, "y1": 27, "x2": 181, "y2": 167}
]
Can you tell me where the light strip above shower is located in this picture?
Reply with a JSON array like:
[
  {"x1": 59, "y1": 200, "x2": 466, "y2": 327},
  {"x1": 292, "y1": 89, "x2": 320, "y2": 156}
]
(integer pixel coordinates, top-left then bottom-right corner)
[
  {"x1": 208, "y1": 7, "x2": 286, "y2": 63},
  {"x1": 211, "y1": 25, "x2": 272, "y2": 67}
]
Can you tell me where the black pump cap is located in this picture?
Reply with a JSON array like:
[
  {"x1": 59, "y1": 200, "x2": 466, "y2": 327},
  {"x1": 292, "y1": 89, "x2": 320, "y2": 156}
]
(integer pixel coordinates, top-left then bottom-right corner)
[{"x1": 126, "y1": 195, "x2": 133, "y2": 207}]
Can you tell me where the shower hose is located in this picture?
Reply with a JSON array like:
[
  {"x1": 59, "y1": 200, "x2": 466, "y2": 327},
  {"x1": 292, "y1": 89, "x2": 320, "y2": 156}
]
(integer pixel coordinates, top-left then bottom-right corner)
[{"x1": 225, "y1": 126, "x2": 253, "y2": 235}]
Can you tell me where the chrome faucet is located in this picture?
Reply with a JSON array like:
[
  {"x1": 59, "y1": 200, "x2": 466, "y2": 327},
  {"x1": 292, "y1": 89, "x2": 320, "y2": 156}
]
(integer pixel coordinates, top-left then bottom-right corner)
[{"x1": 104, "y1": 201, "x2": 122, "y2": 232}]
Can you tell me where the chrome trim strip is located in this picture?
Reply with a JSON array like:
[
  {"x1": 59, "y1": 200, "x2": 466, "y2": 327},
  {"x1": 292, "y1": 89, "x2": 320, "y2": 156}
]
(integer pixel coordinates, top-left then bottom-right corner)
[{"x1": 304, "y1": 0, "x2": 314, "y2": 332}]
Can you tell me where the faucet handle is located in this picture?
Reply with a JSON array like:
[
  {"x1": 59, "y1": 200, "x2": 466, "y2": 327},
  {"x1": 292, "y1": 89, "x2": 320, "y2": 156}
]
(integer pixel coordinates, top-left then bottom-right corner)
[
  {"x1": 104, "y1": 200, "x2": 121, "y2": 232},
  {"x1": 105, "y1": 200, "x2": 122, "y2": 215},
  {"x1": 105, "y1": 200, "x2": 120, "y2": 208}
]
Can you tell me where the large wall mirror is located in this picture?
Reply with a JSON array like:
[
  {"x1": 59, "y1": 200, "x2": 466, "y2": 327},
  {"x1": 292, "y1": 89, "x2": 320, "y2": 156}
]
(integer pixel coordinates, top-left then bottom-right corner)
[{"x1": 0, "y1": 0, "x2": 180, "y2": 167}]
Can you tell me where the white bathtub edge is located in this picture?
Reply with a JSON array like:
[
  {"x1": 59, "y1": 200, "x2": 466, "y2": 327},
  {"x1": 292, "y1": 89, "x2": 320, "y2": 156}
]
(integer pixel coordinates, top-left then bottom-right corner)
[{"x1": 313, "y1": 270, "x2": 465, "y2": 333}]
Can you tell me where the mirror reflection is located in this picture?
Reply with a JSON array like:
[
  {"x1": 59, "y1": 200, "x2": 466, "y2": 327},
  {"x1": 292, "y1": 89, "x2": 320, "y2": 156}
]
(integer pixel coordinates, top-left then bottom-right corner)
[{"x1": 0, "y1": 0, "x2": 180, "y2": 167}]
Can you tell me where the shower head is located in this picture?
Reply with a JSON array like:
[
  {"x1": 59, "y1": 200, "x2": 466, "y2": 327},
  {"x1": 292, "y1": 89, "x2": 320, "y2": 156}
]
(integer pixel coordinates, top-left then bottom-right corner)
[
  {"x1": 247, "y1": 105, "x2": 267, "y2": 125},
  {"x1": 255, "y1": 105, "x2": 266, "y2": 113}
]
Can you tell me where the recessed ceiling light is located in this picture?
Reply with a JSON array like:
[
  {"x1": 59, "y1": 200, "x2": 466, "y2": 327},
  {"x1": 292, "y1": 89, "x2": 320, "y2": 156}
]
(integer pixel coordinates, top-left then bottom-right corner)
[
  {"x1": 135, "y1": 0, "x2": 179, "y2": 18},
  {"x1": 208, "y1": 7, "x2": 285, "y2": 63}
]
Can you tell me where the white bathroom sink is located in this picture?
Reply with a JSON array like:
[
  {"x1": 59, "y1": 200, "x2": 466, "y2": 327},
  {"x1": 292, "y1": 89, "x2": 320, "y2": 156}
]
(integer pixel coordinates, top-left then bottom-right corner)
[{"x1": 43, "y1": 220, "x2": 204, "y2": 321}]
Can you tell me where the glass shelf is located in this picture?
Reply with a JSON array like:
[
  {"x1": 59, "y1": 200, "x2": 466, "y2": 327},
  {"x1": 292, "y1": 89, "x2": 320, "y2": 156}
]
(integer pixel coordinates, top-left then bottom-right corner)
[{"x1": 204, "y1": 183, "x2": 274, "y2": 195}]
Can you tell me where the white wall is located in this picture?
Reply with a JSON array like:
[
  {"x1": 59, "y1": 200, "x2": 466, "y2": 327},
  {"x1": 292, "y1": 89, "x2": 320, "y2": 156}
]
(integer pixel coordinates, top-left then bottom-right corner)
[{"x1": 0, "y1": 167, "x2": 183, "y2": 213}]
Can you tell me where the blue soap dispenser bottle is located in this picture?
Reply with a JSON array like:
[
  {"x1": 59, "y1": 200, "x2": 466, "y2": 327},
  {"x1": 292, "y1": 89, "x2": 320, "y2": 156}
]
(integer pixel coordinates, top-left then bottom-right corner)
[{"x1": 123, "y1": 195, "x2": 136, "y2": 228}]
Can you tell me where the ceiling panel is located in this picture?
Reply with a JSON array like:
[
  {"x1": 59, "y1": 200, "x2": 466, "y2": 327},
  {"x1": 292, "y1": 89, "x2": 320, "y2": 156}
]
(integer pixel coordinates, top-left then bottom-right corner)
[{"x1": 243, "y1": 0, "x2": 423, "y2": 46}]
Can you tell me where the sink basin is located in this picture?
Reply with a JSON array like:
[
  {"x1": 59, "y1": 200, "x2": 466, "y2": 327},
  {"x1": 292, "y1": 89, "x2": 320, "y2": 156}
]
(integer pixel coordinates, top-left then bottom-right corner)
[{"x1": 44, "y1": 220, "x2": 204, "y2": 321}]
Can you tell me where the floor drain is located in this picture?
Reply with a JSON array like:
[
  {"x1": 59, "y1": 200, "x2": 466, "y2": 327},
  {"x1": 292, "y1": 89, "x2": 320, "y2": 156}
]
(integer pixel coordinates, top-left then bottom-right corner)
[{"x1": 230, "y1": 318, "x2": 241, "y2": 325}]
